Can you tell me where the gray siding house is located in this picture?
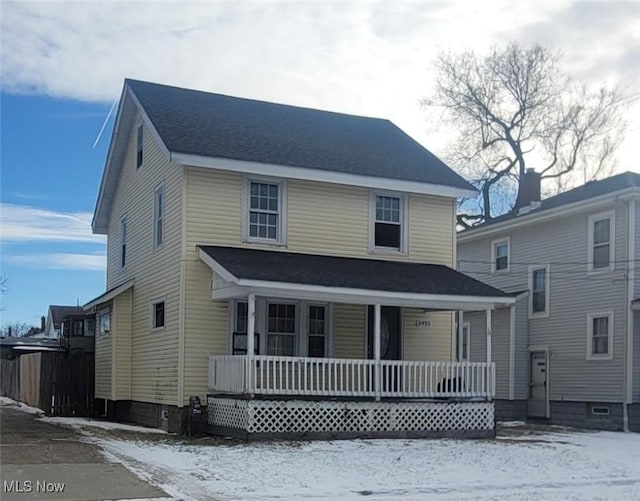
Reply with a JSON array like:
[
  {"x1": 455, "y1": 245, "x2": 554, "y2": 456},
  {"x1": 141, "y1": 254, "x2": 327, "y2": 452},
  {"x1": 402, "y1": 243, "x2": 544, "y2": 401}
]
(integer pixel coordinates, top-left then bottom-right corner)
[{"x1": 458, "y1": 170, "x2": 640, "y2": 432}]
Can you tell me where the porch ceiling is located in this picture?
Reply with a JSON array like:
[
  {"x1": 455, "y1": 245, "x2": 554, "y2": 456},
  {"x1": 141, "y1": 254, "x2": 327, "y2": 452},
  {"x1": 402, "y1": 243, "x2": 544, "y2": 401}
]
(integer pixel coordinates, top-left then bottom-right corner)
[{"x1": 198, "y1": 246, "x2": 514, "y2": 310}]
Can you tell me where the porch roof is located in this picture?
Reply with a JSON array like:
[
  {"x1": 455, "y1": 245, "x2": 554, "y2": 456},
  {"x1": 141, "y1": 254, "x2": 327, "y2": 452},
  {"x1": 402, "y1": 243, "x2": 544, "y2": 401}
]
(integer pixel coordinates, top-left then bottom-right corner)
[{"x1": 198, "y1": 246, "x2": 514, "y2": 310}]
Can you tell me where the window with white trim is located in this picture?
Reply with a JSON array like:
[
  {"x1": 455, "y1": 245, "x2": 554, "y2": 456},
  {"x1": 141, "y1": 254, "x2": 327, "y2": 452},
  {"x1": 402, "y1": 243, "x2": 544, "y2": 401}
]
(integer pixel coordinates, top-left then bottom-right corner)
[
  {"x1": 119, "y1": 215, "x2": 127, "y2": 269},
  {"x1": 246, "y1": 180, "x2": 284, "y2": 242},
  {"x1": 151, "y1": 299, "x2": 165, "y2": 329},
  {"x1": 307, "y1": 305, "x2": 326, "y2": 358},
  {"x1": 232, "y1": 301, "x2": 258, "y2": 355},
  {"x1": 457, "y1": 321, "x2": 470, "y2": 361},
  {"x1": 136, "y1": 124, "x2": 144, "y2": 168},
  {"x1": 587, "y1": 311, "x2": 613, "y2": 359},
  {"x1": 588, "y1": 212, "x2": 614, "y2": 271},
  {"x1": 153, "y1": 183, "x2": 165, "y2": 249},
  {"x1": 529, "y1": 265, "x2": 550, "y2": 317},
  {"x1": 267, "y1": 303, "x2": 296, "y2": 356},
  {"x1": 98, "y1": 309, "x2": 111, "y2": 335},
  {"x1": 492, "y1": 238, "x2": 509, "y2": 272},
  {"x1": 371, "y1": 193, "x2": 406, "y2": 252}
]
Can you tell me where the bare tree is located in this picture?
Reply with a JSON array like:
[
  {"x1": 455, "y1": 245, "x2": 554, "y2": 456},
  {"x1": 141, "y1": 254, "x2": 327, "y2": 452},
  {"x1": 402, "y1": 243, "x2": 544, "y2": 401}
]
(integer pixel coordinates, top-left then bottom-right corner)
[
  {"x1": 0, "y1": 322, "x2": 33, "y2": 337},
  {"x1": 422, "y1": 43, "x2": 627, "y2": 228}
]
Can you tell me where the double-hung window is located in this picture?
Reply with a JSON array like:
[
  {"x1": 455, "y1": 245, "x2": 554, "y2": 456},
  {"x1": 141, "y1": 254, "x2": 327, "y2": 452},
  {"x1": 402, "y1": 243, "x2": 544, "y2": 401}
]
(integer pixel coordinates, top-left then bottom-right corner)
[
  {"x1": 267, "y1": 303, "x2": 296, "y2": 356},
  {"x1": 588, "y1": 211, "x2": 614, "y2": 272},
  {"x1": 119, "y1": 215, "x2": 127, "y2": 269},
  {"x1": 371, "y1": 193, "x2": 405, "y2": 252},
  {"x1": 492, "y1": 238, "x2": 509, "y2": 272},
  {"x1": 587, "y1": 311, "x2": 613, "y2": 359},
  {"x1": 153, "y1": 183, "x2": 165, "y2": 249},
  {"x1": 529, "y1": 265, "x2": 550, "y2": 317},
  {"x1": 247, "y1": 180, "x2": 284, "y2": 243}
]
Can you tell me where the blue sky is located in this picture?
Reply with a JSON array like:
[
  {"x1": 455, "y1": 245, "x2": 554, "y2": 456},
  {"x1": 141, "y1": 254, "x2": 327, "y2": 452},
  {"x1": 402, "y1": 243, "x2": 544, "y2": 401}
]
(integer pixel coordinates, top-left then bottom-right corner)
[
  {"x1": 1, "y1": 93, "x2": 112, "y2": 324},
  {"x1": 1, "y1": 0, "x2": 638, "y2": 327}
]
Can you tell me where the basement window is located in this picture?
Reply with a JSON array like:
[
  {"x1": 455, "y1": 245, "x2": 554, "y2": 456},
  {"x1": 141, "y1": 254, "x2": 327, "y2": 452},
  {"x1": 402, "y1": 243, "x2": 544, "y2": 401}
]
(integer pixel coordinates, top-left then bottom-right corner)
[{"x1": 591, "y1": 406, "x2": 610, "y2": 416}]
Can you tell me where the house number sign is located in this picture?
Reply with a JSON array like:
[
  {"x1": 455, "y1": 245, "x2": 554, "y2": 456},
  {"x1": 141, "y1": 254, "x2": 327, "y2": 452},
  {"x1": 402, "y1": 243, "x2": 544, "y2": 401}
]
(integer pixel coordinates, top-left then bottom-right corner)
[{"x1": 415, "y1": 319, "x2": 432, "y2": 328}]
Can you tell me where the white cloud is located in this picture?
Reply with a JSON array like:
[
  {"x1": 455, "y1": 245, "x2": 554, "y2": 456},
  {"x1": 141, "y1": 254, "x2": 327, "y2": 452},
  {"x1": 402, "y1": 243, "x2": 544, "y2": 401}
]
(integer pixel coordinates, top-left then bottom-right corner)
[
  {"x1": 0, "y1": 203, "x2": 104, "y2": 244},
  {"x1": 1, "y1": 0, "x2": 638, "y2": 166},
  {"x1": 7, "y1": 252, "x2": 106, "y2": 271}
]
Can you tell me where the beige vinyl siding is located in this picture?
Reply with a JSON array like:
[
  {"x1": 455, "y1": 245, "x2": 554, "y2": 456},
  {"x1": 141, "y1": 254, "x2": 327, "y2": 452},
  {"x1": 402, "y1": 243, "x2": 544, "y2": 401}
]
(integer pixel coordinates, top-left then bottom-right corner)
[
  {"x1": 95, "y1": 321, "x2": 112, "y2": 400},
  {"x1": 113, "y1": 290, "x2": 132, "y2": 400},
  {"x1": 104, "y1": 112, "x2": 182, "y2": 405},
  {"x1": 332, "y1": 304, "x2": 366, "y2": 359},
  {"x1": 403, "y1": 310, "x2": 453, "y2": 361}
]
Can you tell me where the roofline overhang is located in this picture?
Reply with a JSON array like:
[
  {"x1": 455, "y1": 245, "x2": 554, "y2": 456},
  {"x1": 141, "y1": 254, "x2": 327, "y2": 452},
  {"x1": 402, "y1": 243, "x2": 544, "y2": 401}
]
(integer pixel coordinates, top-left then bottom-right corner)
[
  {"x1": 83, "y1": 279, "x2": 135, "y2": 310},
  {"x1": 198, "y1": 248, "x2": 514, "y2": 310},
  {"x1": 173, "y1": 152, "x2": 477, "y2": 199},
  {"x1": 458, "y1": 187, "x2": 640, "y2": 242}
]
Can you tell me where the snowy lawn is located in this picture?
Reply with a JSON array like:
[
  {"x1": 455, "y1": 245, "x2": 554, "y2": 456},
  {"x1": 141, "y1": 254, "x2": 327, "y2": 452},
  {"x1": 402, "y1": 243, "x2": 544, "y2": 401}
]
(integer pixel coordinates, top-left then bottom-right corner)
[{"x1": 88, "y1": 425, "x2": 640, "y2": 501}]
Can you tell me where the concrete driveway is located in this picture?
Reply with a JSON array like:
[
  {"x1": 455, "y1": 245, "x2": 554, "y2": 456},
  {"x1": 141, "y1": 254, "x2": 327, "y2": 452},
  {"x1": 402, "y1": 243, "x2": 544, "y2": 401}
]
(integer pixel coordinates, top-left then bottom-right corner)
[{"x1": 0, "y1": 404, "x2": 170, "y2": 501}]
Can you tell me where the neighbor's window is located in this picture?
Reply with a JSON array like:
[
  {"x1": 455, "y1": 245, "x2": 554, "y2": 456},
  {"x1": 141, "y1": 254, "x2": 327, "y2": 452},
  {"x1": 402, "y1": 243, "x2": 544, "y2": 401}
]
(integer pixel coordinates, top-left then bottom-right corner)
[
  {"x1": 119, "y1": 215, "x2": 127, "y2": 269},
  {"x1": 529, "y1": 265, "x2": 549, "y2": 317},
  {"x1": 308, "y1": 305, "x2": 326, "y2": 358},
  {"x1": 152, "y1": 300, "x2": 165, "y2": 329},
  {"x1": 373, "y1": 193, "x2": 405, "y2": 251},
  {"x1": 587, "y1": 312, "x2": 613, "y2": 359},
  {"x1": 153, "y1": 183, "x2": 165, "y2": 249},
  {"x1": 136, "y1": 124, "x2": 144, "y2": 168},
  {"x1": 72, "y1": 320, "x2": 84, "y2": 337},
  {"x1": 84, "y1": 318, "x2": 95, "y2": 337},
  {"x1": 492, "y1": 238, "x2": 509, "y2": 272},
  {"x1": 248, "y1": 181, "x2": 281, "y2": 242},
  {"x1": 267, "y1": 303, "x2": 296, "y2": 356},
  {"x1": 589, "y1": 212, "x2": 614, "y2": 271}
]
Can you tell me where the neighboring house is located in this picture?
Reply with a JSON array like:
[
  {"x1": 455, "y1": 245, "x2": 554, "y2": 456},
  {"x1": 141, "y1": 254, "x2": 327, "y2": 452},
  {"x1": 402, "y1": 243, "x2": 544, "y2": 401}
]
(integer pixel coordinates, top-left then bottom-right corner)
[
  {"x1": 84, "y1": 79, "x2": 514, "y2": 437},
  {"x1": 38, "y1": 305, "x2": 95, "y2": 353},
  {"x1": 458, "y1": 170, "x2": 640, "y2": 432}
]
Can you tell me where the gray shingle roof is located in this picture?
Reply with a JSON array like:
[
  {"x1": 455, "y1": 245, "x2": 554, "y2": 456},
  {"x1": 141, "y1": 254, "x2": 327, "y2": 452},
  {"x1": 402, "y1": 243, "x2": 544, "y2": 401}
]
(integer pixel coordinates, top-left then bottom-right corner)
[
  {"x1": 463, "y1": 171, "x2": 640, "y2": 233},
  {"x1": 126, "y1": 79, "x2": 473, "y2": 191},
  {"x1": 199, "y1": 246, "x2": 509, "y2": 298}
]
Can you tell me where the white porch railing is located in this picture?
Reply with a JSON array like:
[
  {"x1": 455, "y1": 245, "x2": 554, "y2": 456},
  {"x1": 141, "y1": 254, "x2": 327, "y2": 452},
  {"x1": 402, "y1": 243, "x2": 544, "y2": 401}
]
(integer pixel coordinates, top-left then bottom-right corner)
[{"x1": 208, "y1": 355, "x2": 495, "y2": 399}]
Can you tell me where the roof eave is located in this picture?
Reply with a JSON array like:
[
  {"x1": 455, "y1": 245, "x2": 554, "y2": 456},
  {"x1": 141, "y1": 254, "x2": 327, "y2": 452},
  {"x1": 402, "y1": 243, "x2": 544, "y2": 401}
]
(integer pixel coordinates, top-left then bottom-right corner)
[
  {"x1": 174, "y1": 152, "x2": 477, "y2": 199},
  {"x1": 458, "y1": 187, "x2": 640, "y2": 242}
]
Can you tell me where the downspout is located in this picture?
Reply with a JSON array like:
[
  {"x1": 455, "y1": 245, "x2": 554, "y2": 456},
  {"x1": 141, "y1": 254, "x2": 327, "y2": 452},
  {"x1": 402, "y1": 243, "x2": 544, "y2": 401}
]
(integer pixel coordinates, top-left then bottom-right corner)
[{"x1": 624, "y1": 199, "x2": 635, "y2": 432}]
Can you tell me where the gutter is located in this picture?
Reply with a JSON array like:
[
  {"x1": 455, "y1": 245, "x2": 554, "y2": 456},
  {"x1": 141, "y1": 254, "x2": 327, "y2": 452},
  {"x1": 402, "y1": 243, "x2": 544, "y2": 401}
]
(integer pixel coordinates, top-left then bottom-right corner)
[{"x1": 624, "y1": 199, "x2": 636, "y2": 432}]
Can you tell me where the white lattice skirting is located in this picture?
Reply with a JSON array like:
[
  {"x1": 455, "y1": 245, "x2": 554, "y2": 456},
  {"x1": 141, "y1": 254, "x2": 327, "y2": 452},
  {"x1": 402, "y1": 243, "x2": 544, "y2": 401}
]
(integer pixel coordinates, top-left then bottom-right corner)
[{"x1": 208, "y1": 398, "x2": 494, "y2": 437}]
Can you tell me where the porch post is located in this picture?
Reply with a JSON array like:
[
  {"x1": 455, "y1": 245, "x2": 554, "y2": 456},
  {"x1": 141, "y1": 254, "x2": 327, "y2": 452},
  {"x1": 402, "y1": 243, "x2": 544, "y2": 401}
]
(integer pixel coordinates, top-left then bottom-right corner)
[
  {"x1": 457, "y1": 310, "x2": 464, "y2": 361},
  {"x1": 246, "y1": 293, "x2": 256, "y2": 394},
  {"x1": 486, "y1": 308, "x2": 492, "y2": 401},
  {"x1": 374, "y1": 303, "x2": 381, "y2": 402}
]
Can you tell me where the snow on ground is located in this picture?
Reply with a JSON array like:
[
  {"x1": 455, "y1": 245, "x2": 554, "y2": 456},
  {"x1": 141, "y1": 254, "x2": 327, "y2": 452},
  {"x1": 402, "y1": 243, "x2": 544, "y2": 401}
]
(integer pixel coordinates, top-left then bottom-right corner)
[
  {"x1": 94, "y1": 427, "x2": 640, "y2": 501},
  {"x1": 40, "y1": 416, "x2": 168, "y2": 434},
  {"x1": 0, "y1": 396, "x2": 44, "y2": 415}
]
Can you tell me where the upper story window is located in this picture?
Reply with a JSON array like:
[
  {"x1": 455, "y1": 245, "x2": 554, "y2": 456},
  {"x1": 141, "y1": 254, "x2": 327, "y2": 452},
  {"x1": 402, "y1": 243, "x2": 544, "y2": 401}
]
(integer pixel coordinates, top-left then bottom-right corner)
[
  {"x1": 586, "y1": 311, "x2": 613, "y2": 360},
  {"x1": 245, "y1": 179, "x2": 286, "y2": 245},
  {"x1": 136, "y1": 124, "x2": 144, "y2": 168},
  {"x1": 119, "y1": 215, "x2": 127, "y2": 269},
  {"x1": 370, "y1": 192, "x2": 406, "y2": 253},
  {"x1": 588, "y1": 211, "x2": 614, "y2": 272},
  {"x1": 153, "y1": 183, "x2": 165, "y2": 250},
  {"x1": 492, "y1": 237, "x2": 510, "y2": 273},
  {"x1": 529, "y1": 265, "x2": 550, "y2": 318}
]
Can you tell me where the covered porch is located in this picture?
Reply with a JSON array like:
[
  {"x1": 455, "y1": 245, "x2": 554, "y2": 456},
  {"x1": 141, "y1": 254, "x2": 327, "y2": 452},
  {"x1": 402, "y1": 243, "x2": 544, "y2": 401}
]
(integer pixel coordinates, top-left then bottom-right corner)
[{"x1": 199, "y1": 245, "x2": 514, "y2": 439}]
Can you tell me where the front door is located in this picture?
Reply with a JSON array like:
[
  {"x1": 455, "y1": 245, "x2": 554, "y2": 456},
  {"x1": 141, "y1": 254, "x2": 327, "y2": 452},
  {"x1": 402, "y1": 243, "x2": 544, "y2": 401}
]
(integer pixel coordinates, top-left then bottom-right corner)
[
  {"x1": 367, "y1": 306, "x2": 401, "y2": 360},
  {"x1": 528, "y1": 351, "x2": 548, "y2": 418}
]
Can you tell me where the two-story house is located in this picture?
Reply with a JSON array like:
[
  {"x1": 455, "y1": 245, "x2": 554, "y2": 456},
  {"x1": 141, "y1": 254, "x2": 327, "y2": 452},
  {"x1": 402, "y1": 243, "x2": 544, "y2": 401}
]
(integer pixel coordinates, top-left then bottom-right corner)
[
  {"x1": 458, "y1": 170, "x2": 640, "y2": 432},
  {"x1": 84, "y1": 79, "x2": 514, "y2": 438}
]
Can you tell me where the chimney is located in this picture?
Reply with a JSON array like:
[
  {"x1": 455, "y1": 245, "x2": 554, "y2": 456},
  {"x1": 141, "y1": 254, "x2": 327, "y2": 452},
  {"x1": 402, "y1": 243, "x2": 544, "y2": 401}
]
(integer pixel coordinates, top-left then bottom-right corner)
[{"x1": 516, "y1": 168, "x2": 541, "y2": 212}]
